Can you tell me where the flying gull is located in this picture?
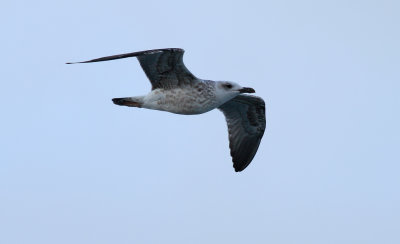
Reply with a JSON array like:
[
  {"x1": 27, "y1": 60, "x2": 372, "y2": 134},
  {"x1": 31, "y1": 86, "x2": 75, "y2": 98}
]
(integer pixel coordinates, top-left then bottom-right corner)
[{"x1": 67, "y1": 48, "x2": 266, "y2": 172}]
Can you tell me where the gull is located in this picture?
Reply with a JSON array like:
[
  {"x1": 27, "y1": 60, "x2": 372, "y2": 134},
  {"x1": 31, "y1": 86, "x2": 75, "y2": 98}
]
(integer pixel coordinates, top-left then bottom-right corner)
[{"x1": 67, "y1": 48, "x2": 266, "y2": 172}]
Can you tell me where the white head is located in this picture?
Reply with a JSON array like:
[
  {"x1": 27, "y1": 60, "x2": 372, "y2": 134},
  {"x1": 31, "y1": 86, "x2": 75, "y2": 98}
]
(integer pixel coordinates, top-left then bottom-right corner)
[{"x1": 214, "y1": 81, "x2": 255, "y2": 105}]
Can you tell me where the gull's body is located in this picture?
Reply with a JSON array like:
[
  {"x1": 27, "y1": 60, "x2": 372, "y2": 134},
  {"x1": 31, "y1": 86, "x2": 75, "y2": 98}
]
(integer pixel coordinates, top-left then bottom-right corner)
[
  {"x1": 68, "y1": 48, "x2": 266, "y2": 172},
  {"x1": 134, "y1": 80, "x2": 220, "y2": 115}
]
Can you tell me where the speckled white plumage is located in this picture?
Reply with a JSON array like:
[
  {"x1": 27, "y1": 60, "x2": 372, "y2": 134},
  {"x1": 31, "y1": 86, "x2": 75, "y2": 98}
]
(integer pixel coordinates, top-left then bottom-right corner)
[{"x1": 139, "y1": 80, "x2": 244, "y2": 115}]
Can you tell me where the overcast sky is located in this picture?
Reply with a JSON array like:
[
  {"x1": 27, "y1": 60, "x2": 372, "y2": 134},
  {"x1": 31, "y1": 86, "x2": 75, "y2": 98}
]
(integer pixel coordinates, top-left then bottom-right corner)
[{"x1": 1, "y1": 0, "x2": 399, "y2": 243}]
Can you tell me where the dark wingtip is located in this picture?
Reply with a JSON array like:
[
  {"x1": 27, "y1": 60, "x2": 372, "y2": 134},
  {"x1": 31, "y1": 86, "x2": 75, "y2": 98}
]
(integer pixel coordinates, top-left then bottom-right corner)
[
  {"x1": 66, "y1": 61, "x2": 88, "y2": 64},
  {"x1": 234, "y1": 165, "x2": 244, "y2": 172}
]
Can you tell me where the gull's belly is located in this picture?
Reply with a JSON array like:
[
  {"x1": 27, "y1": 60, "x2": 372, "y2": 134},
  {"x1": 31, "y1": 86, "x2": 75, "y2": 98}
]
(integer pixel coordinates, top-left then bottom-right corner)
[{"x1": 143, "y1": 89, "x2": 217, "y2": 115}]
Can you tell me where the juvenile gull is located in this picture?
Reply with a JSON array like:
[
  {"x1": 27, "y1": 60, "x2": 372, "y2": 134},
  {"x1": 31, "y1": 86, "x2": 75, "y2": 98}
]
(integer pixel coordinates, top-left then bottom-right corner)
[{"x1": 67, "y1": 48, "x2": 266, "y2": 172}]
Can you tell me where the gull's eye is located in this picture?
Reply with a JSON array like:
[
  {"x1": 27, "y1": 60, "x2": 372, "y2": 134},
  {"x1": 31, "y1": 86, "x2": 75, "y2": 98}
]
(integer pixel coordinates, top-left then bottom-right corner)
[{"x1": 224, "y1": 83, "x2": 233, "y2": 89}]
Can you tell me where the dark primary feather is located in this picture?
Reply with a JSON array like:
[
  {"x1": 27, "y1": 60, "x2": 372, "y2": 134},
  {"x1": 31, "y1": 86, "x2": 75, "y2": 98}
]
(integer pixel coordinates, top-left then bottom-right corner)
[
  {"x1": 218, "y1": 95, "x2": 266, "y2": 172},
  {"x1": 67, "y1": 48, "x2": 198, "y2": 90}
]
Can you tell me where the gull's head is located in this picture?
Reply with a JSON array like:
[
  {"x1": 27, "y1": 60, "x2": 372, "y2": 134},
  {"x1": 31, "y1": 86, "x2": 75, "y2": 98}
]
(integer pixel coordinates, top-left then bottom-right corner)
[{"x1": 215, "y1": 81, "x2": 255, "y2": 104}]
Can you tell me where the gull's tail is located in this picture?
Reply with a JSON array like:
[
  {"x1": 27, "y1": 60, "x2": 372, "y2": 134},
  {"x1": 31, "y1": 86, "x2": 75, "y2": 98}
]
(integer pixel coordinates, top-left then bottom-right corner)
[{"x1": 112, "y1": 96, "x2": 144, "y2": 108}]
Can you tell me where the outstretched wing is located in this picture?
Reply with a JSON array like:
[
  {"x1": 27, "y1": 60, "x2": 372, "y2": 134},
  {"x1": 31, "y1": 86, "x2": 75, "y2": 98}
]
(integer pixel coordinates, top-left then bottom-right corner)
[
  {"x1": 67, "y1": 48, "x2": 198, "y2": 90},
  {"x1": 218, "y1": 95, "x2": 266, "y2": 172}
]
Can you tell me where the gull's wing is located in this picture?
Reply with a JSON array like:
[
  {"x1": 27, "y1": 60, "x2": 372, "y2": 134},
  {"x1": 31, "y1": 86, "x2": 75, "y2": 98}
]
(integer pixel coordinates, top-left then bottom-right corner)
[
  {"x1": 67, "y1": 48, "x2": 198, "y2": 90},
  {"x1": 218, "y1": 95, "x2": 266, "y2": 172}
]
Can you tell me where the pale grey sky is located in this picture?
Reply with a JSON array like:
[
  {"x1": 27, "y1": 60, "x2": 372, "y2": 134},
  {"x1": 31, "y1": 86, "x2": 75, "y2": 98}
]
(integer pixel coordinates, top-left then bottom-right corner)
[{"x1": 1, "y1": 0, "x2": 399, "y2": 243}]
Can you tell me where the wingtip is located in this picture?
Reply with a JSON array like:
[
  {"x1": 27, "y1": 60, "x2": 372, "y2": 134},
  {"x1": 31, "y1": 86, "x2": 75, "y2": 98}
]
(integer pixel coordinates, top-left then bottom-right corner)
[
  {"x1": 66, "y1": 61, "x2": 86, "y2": 64},
  {"x1": 234, "y1": 166, "x2": 243, "y2": 172}
]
